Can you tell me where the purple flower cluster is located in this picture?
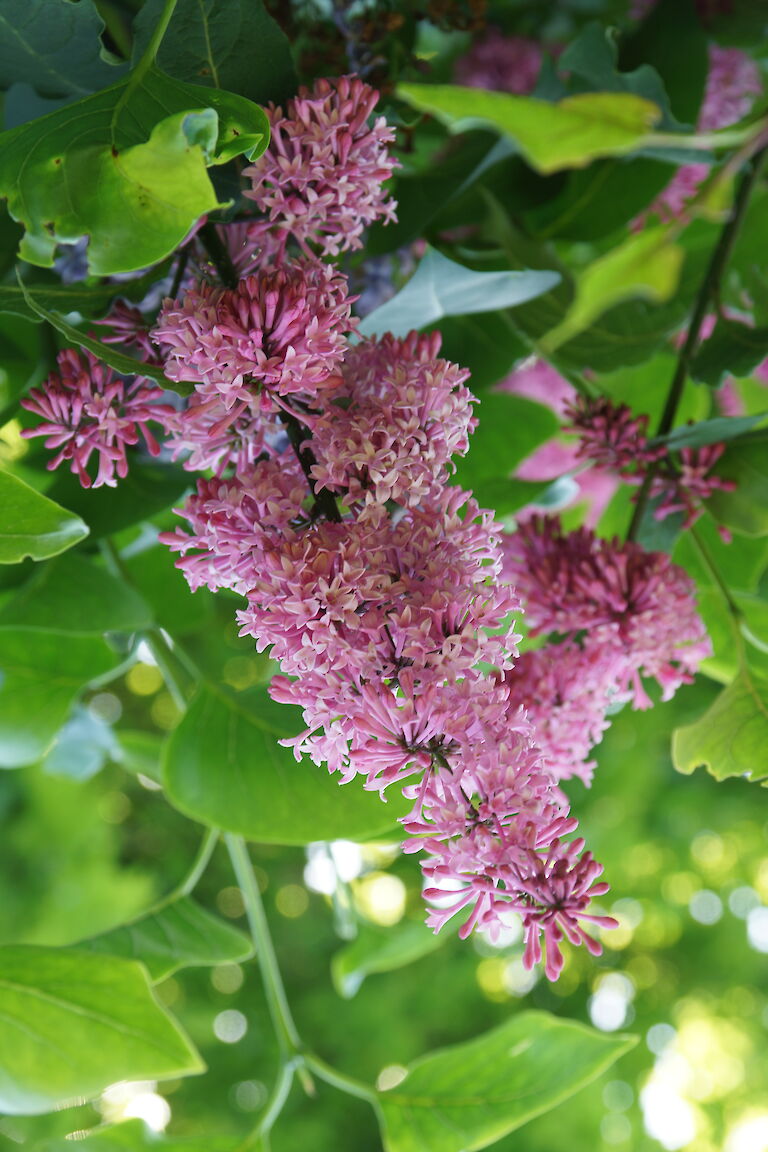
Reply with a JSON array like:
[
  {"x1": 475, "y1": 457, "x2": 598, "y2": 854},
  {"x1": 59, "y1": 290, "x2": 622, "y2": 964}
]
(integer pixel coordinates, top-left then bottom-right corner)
[
  {"x1": 21, "y1": 349, "x2": 174, "y2": 488},
  {"x1": 244, "y1": 75, "x2": 398, "y2": 257},
  {"x1": 20, "y1": 72, "x2": 715, "y2": 981},
  {"x1": 566, "y1": 395, "x2": 735, "y2": 529}
]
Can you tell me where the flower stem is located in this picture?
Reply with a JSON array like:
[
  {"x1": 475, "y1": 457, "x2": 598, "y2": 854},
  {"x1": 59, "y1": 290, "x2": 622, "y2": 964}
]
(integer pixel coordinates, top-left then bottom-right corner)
[
  {"x1": 627, "y1": 146, "x2": 767, "y2": 542},
  {"x1": 303, "y1": 1052, "x2": 375, "y2": 1102},
  {"x1": 236, "y1": 1059, "x2": 296, "y2": 1152},
  {"x1": 199, "y1": 222, "x2": 240, "y2": 291},
  {"x1": 112, "y1": 0, "x2": 177, "y2": 128},
  {"x1": 224, "y1": 835, "x2": 305, "y2": 1058}
]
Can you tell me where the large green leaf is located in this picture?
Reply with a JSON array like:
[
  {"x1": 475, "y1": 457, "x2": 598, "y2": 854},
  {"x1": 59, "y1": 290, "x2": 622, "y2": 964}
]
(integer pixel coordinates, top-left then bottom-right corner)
[
  {"x1": 163, "y1": 687, "x2": 410, "y2": 844},
  {"x1": 133, "y1": 0, "x2": 296, "y2": 104},
  {"x1": 622, "y1": 0, "x2": 709, "y2": 125},
  {"x1": 672, "y1": 668, "x2": 768, "y2": 785},
  {"x1": 453, "y1": 393, "x2": 559, "y2": 513},
  {"x1": 359, "y1": 247, "x2": 560, "y2": 338},
  {"x1": 40, "y1": 1118, "x2": 232, "y2": 1152},
  {"x1": 0, "y1": 551, "x2": 152, "y2": 634},
  {"x1": 690, "y1": 320, "x2": 768, "y2": 386},
  {"x1": 0, "y1": 628, "x2": 116, "y2": 767},
  {"x1": 0, "y1": 68, "x2": 269, "y2": 274},
  {"x1": 541, "y1": 226, "x2": 684, "y2": 353},
  {"x1": 332, "y1": 920, "x2": 446, "y2": 999},
  {"x1": 0, "y1": 946, "x2": 203, "y2": 1114},
  {"x1": 0, "y1": 0, "x2": 126, "y2": 98},
  {"x1": 375, "y1": 1011, "x2": 636, "y2": 1152},
  {"x1": 396, "y1": 84, "x2": 661, "y2": 174},
  {"x1": 0, "y1": 470, "x2": 88, "y2": 563},
  {"x1": 45, "y1": 461, "x2": 192, "y2": 539},
  {"x1": 77, "y1": 896, "x2": 253, "y2": 981}
]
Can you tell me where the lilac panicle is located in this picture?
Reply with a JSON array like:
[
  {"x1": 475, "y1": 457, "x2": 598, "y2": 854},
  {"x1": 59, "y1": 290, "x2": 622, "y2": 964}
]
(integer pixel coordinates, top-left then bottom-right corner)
[
  {"x1": 21, "y1": 348, "x2": 175, "y2": 489},
  {"x1": 244, "y1": 75, "x2": 398, "y2": 257}
]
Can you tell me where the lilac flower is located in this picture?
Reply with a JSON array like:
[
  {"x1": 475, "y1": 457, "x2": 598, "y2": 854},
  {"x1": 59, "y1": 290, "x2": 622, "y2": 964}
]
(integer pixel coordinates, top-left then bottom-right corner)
[
  {"x1": 166, "y1": 394, "x2": 280, "y2": 476},
  {"x1": 160, "y1": 456, "x2": 308, "y2": 594},
  {"x1": 565, "y1": 396, "x2": 663, "y2": 473},
  {"x1": 244, "y1": 75, "x2": 398, "y2": 257},
  {"x1": 152, "y1": 260, "x2": 354, "y2": 410},
  {"x1": 501, "y1": 516, "x2": 711, "y2": 706},
  {"x1": 310, "y1": 331, "x2": 477, "y2": 506},
  {"x1": 504, "y1": 641, "x2": 620, "y2": 788},
  {"x1": 21, "y1": 349, "x2": 174, "y2": 488},
  {"x1": 454, "y1": 30, "x2": 545, "y2": 94}
]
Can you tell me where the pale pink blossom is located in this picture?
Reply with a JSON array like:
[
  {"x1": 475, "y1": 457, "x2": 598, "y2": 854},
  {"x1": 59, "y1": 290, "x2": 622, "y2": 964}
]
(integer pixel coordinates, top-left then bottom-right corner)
[
  {"x1": 245, "y1": 75, "x2": 398, "y2": 257},
  {"x1": 311, "y1": 331, "x2": 476, "y2": 506},
  {"x1": 152, "y1": 260, "x2": 354, "y2": 409}
]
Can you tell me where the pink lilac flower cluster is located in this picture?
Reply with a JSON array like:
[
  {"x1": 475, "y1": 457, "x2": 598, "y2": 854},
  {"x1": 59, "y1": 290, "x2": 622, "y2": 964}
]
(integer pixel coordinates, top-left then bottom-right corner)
[
  {"x1": 20, "y1": 349, "x2": 174, "y2": 488},
  {"x1": 21, "y1": 73, "x2": 715, "y2": 980},
  {"x1": 244, "y1": 75, "x2": 398, "y2": 257},
  {"x1": 454, "y1": 29, "x2": 545, "y2": 94},
  {"x1": 565, "y1": 395, "x2": 735, "y2": 529},
  {"x1": 502, "y1": 515, "x2": 712, "y2": 712}
]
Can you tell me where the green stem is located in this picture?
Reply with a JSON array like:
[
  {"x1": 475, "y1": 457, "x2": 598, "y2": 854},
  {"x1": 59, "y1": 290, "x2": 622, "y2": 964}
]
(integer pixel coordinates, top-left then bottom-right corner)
[
  {"x1": 114, "y1": 0, "x2": 177, "y2": 125},
  {"x1": 303, "y1": 1052, "x2": 375, "y2": 1102},
  {"x1": 199, "y1": 223, "x2": 240, "y2": 291},
  {"x1": 224, "y1": 835, "x2": 304, "y2": 1057},
  {"x1": 237, "y1": 1060, "x2": 296, "y2": 1152},
  {"x1": 177, "y1": 827, "x2": 219, "y2": 897},
  {"x1": 627, "y1": 146, "x2": 767, "y2": 542}
]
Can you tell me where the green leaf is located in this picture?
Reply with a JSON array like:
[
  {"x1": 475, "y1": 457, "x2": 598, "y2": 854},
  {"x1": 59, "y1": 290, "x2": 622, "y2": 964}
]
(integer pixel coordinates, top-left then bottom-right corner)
[
  {"x1": 559, "y1": 21, "x2": 683, "y2": 131},
  {"x1": 0, "y1": 946, "x2": 203, "y2": 1114},
  {"x1": 77, "y1": 896, "x2": 253, "y2": 981},
  {"x1": 0, "y1": 628, "x2": 116, "y2": 767},
  {"x1": 0, "y1": 551, "x2": 152, "y2": 634},
  {"x1": 332, "y1": 920, "x2": 446, "y2": 999},
  {"x1": 42, "y1": 704, "x2": 120, "y2": 781},
  {"x1": 375, "y1": 1011, "x2": 637, "y2": 1152},
  {"x1": 453, "y1": 393, "x2": 558, "y2": 512},
  {"x1": 396, "y1": 84, "x2": 661, "y2": 175},
  {"x1": 0, "y1": 262, "x2": 170, "y2": 321},
  {"x1": 655, "y1": 413, "x2": 768, "y2": 451},
  {"x1": 541, "y1": 226, "x2": 684, "y2": 353},
  {"x1": 117, "y1": 728, "x2": 165, "y2": 784},
  {"x1": 690, "y1": 320, "x2": 768, "y2": 386},
  {"x1": 359, "y1": 248, "x2": 560, "y2": 339},
  {"x1": 622, "y1": 0, "x2": 709, "y2": 126},
  {"x1": 163, "y1": 687, "x2": 410, "y2": 845},
  {"x1": 706, "y1": 439, "x2": 768, "y2": 536},
  {"x1": 0, "y1": 68, "x2": 269, "y2": 274},
  {"x1": 0, "y1": 470, "x2": 88, "y2": 563},
  {"x1": 0, "y1": 0, "x2": 126, "y2": 98},
  {"x1": 132, "y1": 0, "x2": 296, "y2": 105},
  {"x1": 39, "y1": 1118, "x2": 233, "y2": 1152},
  {"x1": 672, "y1": 669, "x2": 768, "y2": 785},
  {"x1": 45, "y1": 461, "x2": 192, "y2": 539}
]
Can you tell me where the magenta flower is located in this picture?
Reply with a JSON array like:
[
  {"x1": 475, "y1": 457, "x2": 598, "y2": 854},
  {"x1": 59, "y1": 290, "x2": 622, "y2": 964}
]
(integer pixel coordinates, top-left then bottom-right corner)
[
  {"x1": 166, "y1": 393, "x2": 280, "y2": 476},
  {"x1": 504, "y1": 640, "x2": 620, "y2": 788},
  {"x1": 160, "y1": 456, "x2": 308, "y2": 594},
  {"x1": 454, "y1": 30, "x2": 545, "y2": 95},
  {"x1": 502, "y1": 516, "x2": 711, "y2": 706},
  {"x1": 21, "y1": 348, "x2": 174, "y2": 489},
  {"x1": 311, "y1": 331, "x2": 476, "y2": 506},
  {"x1": 244, "y1": 74, "x2": 398, "y2": 257},
  {"x1": 565, "y1": 395, "x2": 663, "y2": 474},
  {"x1": 152, "y1": 260, "x2": 354, "y2": 409}
]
